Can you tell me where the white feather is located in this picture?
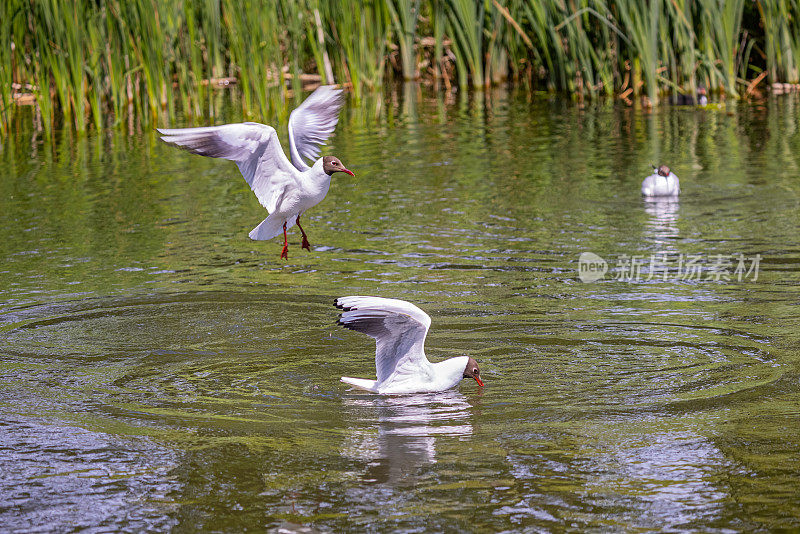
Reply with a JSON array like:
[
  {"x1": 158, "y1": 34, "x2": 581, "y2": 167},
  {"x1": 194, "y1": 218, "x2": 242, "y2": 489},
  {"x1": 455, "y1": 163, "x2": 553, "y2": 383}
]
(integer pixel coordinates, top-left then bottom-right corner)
[
  {"x1": 336, "y1": 296, "x2": 473, "y2": 394},
  {"x1": 158, "y1": 86, "x2": 345, "y2": 243},
  {"x1": 642, "y1": 171, "x2": 680, "y2": 197}
]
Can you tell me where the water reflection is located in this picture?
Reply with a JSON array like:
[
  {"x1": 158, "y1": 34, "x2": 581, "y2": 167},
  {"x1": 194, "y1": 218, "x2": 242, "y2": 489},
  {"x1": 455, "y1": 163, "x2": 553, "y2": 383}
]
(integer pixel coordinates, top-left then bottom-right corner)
[
  {"x1": 499, "y1": 426, "x2": 731, "y2": 530},
  {"x1": 0, "y1": 417, "x2": 178, "y2": 532},
  {"x1": 2, "y1": 89, "x2": 800, "y2": 531},
  {"x1": 401, "y1": 82, "x2": 420, "y2": 122},
  {"x1": 643, "y1": 198, "x2": 680, "y2": 253},
  {"x1": 341, "y1": 391, "x2": 473, "y2": 484},
  {"x1": 586, "y1": 428, "x2": 729, "y2": 530}
]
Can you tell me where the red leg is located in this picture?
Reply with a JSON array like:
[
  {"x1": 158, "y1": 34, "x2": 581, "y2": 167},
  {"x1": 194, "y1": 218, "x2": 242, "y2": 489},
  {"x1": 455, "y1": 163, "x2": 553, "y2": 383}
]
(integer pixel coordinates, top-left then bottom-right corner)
[
  {"x1": 296, "y1": 214, "x2": 311, "y2": 251},
  {"x1": 280, "y1": 221, "x2": 289, "y2": 260}
]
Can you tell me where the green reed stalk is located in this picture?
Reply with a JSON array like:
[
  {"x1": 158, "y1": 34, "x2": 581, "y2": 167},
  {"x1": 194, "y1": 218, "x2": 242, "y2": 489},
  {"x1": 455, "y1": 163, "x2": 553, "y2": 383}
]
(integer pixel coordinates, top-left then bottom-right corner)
[
  {"x1": 446, "y1": 0, "x2": 485, "y2": 87},
  {"x1": 104, "y1": 3, "x2": 124, "y2": 123},
  {"x1": 61, "y1": 0, "x2": 89, "y2": 131},
  {"x1": 386, "y1": 0, "x2": 421, "y2": 79},
  {"x1": 323, "y1": 0, "x2": 389, "y2": 98},
  {"x1": 85, "y1": 9, "x2": 105, "y2": 131},
  {"x1": 556, "y1": 2, "x2": 601, "y2": 97},
  {"x1": 303, "y1": 1, "x2": 333, "y2": 84},
  {"x1": 520, "y1": 0, "x2": 559, "y2": 91},
  {"x1": 0, "y1": 0, "x2": 13, "y2": 133},
  {"x1": 698, "y1": 0, "x2": 745, "y2": 96},
  {"x1": 33, "y1": 0, "x2": 70, "y2": 128},
  {"x1": 758, "y1": 0, "x2": 799, "y2": 83},
  {"x1": 203, "y1": 0, "x2": 223, "y2": 80},
  {"x1": 664, "y1": 0, "x2": 699, "y2": 95},
  {"x1": 789, "y1": 0, "x2": 800, "y2": 83},
  {"x1": 429, "y1": 0, "x2": 446, "y2": 80},
  {"x1": 222, "y1": 0, "x2": 283, "y2": 119},
  {"x1": 7, "y1": 0, "x2": 800, "y2": 135},
  {"x1": 359, "y1": 2, "x2": 391, "y2": 90},
  {"x1": 484, "y1": 1, "x2": 506, "y2": 85},
  {"x1": 279, "y1": 0, "x2": 304, "y2": 99},
  {"x1": 186, "y1": 2, "x2": 207, "y2": 117},
  {"x1": 616, "y1": 0, "x2": 662, "y2": 103},
  {"x1": 118, "y1": 0, "x2": 168, "y2": 122}
]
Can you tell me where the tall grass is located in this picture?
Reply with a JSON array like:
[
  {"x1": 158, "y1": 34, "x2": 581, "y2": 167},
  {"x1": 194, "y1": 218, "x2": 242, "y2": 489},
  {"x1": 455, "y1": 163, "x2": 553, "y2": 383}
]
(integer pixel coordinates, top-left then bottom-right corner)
[
  {"x1": 5, "y1": 0, "x2": 800, "y2": 136},
  {"x1": 222, "y1": 0, "x2": 283, "y2": 118},
  {"x1": 0, "y1": 0, "x2": 13, "y2": 133},
  {"x1": 387, "y1": 0, "x2": 421, "y2": 80},
  {"x1": 616, "y1": 0, "x2": 661, "y2": 103},
  {"x1": 758, "y1": 0, "x2": 800, "y2": 84},
  {"x1": 445, "y1": 0, "x2": 485, "y2": 88},
  {"x1": 323, "y1": 0, "x2": 390, "y2": 99},
  {"x1": 664, "y1": 0, "x2": 700, "y2": 98},
  {"x1": 698, "y1": 0, "x2": 746, "y2": 96}
]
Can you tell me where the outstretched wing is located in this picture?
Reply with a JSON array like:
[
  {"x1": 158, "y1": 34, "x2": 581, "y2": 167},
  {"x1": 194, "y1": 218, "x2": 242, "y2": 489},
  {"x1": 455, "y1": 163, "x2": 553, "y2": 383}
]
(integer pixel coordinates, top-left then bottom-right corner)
[
  {"x1": 288, "y1": 86, "x2": 344, "y2": 171},
  {"x1": 335, "y1": 296, "x2": 431, "y2": 384},
  {"x1": 158, "y1": 122, "x2": 297, "y2": 213}
]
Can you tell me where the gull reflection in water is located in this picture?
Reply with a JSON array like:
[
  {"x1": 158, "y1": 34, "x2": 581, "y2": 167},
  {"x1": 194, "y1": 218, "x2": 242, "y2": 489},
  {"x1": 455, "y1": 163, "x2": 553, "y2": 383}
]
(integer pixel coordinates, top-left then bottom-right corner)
[
  {"x1": 643, "y1": 198, "x2": 680, "y2": 254},
  {"x1": 341, "y1": 390, "x2": 473, "y2": 484}
]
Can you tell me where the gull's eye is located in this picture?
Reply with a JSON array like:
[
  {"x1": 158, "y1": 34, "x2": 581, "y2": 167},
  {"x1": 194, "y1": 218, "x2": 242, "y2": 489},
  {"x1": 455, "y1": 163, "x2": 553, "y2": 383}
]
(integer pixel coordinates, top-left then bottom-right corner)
[{"x1": 473, "y1": 368, "x2": 479, "y2": 375}]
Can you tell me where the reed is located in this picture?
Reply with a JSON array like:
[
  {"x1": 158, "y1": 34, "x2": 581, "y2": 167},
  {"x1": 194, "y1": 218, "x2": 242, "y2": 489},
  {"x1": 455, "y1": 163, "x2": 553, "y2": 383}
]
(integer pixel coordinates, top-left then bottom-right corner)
[
  {"x1": 221, "y1": 0, "x2": 283, "y2": 119},
  {"x1": 429, "y1": 0, "x2": 447, "y2": 81},
  {"x1": 323, "y1": 0, "x2": 390, "y2": 99},
  {"x1": 788, "y1": 0, "x2": 800, "y2": 83},
  {"x1": 758, "y1": 0, "x2": 800, "y2": 84},
  {"x1": 445, "y1": 0, "x2": 485, "y2": 88},
  {"x1": 5, "y1": 0, "x2": 800, "y2": 136},
  {"x1": 615, "y1": 0, "x2": 661, "y2": 103},
  {"x1": 663, "y1": 0, "x2": 699, "y2": 97},
  {"x1": 698, "y1": 0, "x2": 746, "y2": 96},
  {"x1": 0, "y1": 0, "x2": 13, "y2": 132},
  {"x1": 387, "y1": 0, "x2": 421, "y2": 80}
]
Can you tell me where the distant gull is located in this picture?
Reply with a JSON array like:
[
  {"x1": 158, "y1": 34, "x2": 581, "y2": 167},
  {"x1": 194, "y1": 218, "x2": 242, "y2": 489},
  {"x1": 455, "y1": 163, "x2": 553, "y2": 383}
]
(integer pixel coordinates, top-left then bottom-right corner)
[
  {"x1": 158, "y1": 85, "x2": 353, "y2": 260},
  {"x1": 336, "y1": 296, "x2": 484, "y2": 394},
  {"x1": 642, "y1": 165, "x2": 680, "y2": 198},
  {"x1": 673, "y1": 85, "x2": 708, "y2": 106}
]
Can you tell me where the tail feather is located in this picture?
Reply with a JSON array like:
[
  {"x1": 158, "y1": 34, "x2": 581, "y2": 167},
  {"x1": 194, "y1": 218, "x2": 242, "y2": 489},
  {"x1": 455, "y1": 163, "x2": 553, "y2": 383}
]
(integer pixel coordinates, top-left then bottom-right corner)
[
  {"x1": 249, "y1": 213, "x2": 295, "y2": 240},
  {"x1": 341, "y1": 376, "x2": 378, "y2": 392}
]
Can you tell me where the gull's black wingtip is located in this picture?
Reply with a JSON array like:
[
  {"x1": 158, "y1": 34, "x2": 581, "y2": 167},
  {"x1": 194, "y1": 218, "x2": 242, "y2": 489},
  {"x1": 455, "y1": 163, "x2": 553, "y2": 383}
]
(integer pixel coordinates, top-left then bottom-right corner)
[
  {"x1": 334, "y1": 298, "x2": 353, "y2": 311},
  {"x1": 337, "y1": 318, "x2": 358, "y2": 332},
  {"x1": 336, "y1": 314, "x2": 357, "y2": 330}
]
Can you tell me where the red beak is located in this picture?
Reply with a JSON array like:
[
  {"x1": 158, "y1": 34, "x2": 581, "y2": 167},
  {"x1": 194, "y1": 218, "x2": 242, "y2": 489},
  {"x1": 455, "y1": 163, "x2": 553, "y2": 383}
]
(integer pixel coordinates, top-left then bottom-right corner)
[
  {"x1": 341, "y1": 168, "x2": 354, "y2": 176},
  {"x1": 474, "y1": 376, "x2": 484, "y2": 387}
]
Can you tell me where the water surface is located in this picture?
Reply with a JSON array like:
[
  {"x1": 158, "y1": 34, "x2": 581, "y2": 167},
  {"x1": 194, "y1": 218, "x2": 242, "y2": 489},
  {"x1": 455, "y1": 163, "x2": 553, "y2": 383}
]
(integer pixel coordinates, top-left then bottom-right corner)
[{"x1": 1, "y1": 89, "x2": 800, "y2": 531}]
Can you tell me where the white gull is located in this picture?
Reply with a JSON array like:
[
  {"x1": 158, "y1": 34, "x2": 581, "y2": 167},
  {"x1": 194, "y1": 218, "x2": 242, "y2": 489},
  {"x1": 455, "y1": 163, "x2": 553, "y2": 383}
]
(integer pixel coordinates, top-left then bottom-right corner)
[
  {"x1": 336, "y1": 296, "x2": 484, "y2": 394},
  {"x1": 642, "y1": 164, "x2": 680, "y2": 197},
  {"x1": 158, "y1": 85, "x2": 353, "y2": 259}
]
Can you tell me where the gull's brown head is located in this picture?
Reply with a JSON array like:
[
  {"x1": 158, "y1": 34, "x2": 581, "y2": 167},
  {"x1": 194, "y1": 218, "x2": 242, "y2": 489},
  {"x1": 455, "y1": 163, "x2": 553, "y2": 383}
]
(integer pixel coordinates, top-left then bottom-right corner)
[
  {"x1": 463, "y1": 357, "x2": 484, "y2": 387},
  {"x1": 323, "y1": 156, "x2": 354, "y2": 177},
  {"x1": 657, "y1": 165, "x2": 671, "y2": 177}
]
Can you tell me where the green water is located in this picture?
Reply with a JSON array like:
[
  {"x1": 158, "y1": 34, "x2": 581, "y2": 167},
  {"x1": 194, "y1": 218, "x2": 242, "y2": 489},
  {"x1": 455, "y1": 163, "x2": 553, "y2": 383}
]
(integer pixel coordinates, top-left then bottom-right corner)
[{"x1": 1, "y1": 88, "x2": 799, "y2": 532}]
